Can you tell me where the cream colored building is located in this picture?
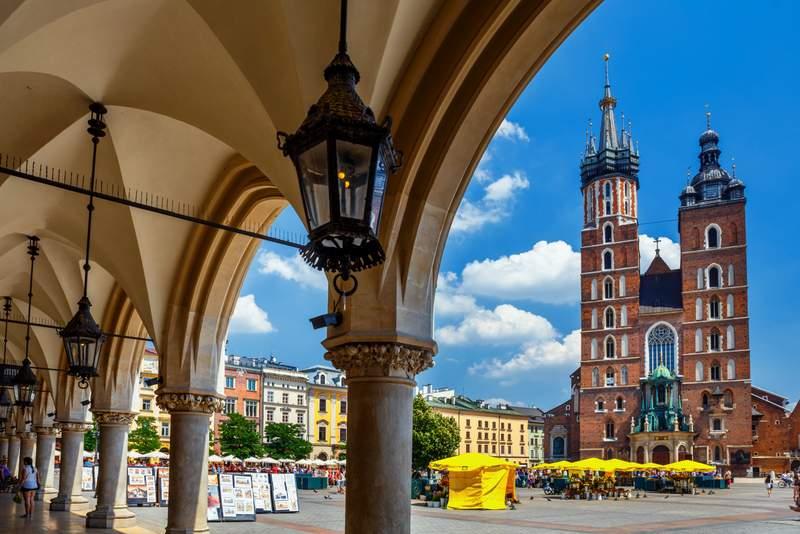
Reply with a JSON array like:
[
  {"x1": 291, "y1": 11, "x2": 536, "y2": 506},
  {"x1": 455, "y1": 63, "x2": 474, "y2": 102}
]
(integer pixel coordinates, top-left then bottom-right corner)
[
  {"x1": 262, "y1": 359, "x2": 309, "y2": 435},
  {"x1": 303, "y1": 366, "x2": 348, "y2": 461},
  {"x1": 132, "y1": 348, "x2": 172, "y2": 450}
]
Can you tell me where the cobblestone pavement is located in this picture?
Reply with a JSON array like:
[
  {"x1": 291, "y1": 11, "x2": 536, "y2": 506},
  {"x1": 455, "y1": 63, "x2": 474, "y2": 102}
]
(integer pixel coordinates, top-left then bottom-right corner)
[{"x1": 0, "y1": 482, "x2": 797, "y2": 533}]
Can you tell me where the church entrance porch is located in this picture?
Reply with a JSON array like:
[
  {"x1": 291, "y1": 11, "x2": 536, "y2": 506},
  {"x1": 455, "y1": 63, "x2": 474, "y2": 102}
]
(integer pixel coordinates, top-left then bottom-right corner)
[
  {"x1": 629, "y1": 431, "x2": 694, "y2": 465},
  {"x1": 652, "y1": 445, "x2": 670, "y2": 465}
]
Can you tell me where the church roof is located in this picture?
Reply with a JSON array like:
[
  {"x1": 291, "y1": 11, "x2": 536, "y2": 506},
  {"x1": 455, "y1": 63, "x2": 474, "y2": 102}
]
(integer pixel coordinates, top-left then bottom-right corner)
[
  {"x1": 648, "y1": 364, "x2": 675, "y2": 381},
  {"x1": 644, "y1": 254, "x2": 671, "y2": 275},
  {"x1": 639, "y1": 263, "x2": 682, "y2": 310}
]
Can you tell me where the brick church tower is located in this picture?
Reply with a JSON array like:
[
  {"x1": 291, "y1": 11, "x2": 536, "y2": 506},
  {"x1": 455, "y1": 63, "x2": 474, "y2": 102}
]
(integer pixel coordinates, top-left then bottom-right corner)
[{"x1": 561, "y1": 56, "x2": 754, "y2": 473}]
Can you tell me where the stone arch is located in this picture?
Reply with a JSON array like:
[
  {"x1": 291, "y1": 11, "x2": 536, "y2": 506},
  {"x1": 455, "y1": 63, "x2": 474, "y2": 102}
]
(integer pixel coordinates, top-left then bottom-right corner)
[{"x1": 651, "y1": 444, "x2": 671, "y2": 465}]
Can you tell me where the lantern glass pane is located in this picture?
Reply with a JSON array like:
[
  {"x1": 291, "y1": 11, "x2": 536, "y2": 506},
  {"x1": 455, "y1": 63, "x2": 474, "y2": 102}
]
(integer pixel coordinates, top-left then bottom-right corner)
[
  {"x1": 298, "y1": 142, "x2": 330, "y2": 229},
  {"x1": 336, "y1": 141, "x2": 372, "y2": 221},
  {"x1": 370, "y1": 154, "x2": 387, "y2": 234}
]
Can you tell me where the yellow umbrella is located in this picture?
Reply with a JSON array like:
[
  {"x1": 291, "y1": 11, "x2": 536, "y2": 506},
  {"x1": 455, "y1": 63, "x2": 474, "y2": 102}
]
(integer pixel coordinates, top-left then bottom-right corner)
[
  {"x1": 429, "y1": 452, "x2": 517, "y2": 472},
  {"x1": 602, "y1": 458, "x2": 638, "y2": 472},
  {"x1": 545, "y1": 460, "x2": 574, "y2": 470},
  {"x1": 663, "y1": 460, "x2": 715, "y2": 473},
  {"x1": 567, "y1": 457, "x2": 608, "y2": 471},
  {"x1": 531, "y1": 462, "x2": 552, "y2": 469}
]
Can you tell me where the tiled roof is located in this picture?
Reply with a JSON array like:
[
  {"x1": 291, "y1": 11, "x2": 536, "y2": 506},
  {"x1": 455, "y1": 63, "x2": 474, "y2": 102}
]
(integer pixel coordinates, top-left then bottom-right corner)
[{"x1": 639, "y1": 269, "x2": 682, "y2": 309}]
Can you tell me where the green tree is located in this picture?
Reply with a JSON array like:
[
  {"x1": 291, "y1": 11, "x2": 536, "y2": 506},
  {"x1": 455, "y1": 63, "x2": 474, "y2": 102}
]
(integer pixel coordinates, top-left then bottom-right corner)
[
  {"x1": 263, "y1": 423, "x2": 312, "y2": 460},
  {"x1": 412, "y1": 395, "x2": 460, "y2": 471},
  {"x1": 219, "y1": 413, "x2": 264, "y2": 458},
  {"x1": 128, "y1": 416, "x2": 162, "y2": 453},
  {"x1": 83, "y1": 420, "x2": 98, "y2": 452}
]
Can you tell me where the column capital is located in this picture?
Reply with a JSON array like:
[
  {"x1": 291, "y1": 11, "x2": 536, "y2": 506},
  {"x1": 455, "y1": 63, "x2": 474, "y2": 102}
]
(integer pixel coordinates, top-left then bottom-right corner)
[
  {"x1": 34, "y1": 426, "x2": 59, "y2": 436},
  {"x1": 324, "y1": 341, "x2": 434, "y2": 378},
  {"x1": 93, "y1": 411, "x2": 136, "y2": 426},
  {"x1": 156, "y1": 391, "x2": 223, "y2": 414},
  {"x1": 56, "y1": 421, "x2": 92, "y2": 433},
  {"x1": 18, "y1": 431, "x2": 37, "y2": 440}
]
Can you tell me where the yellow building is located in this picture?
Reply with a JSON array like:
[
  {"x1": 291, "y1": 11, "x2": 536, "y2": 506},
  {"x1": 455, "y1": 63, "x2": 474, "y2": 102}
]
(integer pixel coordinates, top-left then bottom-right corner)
[
  {"x1": 426, "y1": 394, "x2": 529, "y2": 466},
  {"x1": 133, "y1": 348, "x2": 172, "y2": 450},
  {"x1": 303, "y1": 366, "x2": 347, "y2": 461}
]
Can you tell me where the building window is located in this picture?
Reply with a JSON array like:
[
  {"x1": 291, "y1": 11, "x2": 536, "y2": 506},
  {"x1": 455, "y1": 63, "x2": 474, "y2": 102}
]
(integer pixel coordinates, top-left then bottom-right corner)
[
  {"x1": 319, "y1": 398, "x2": 327, "y2": 413},
  {"x1": 586, "y1": 187, "x2": 595, "y2": 222},
  {"x1": 246, "y1": 378, "x2": 257, "y2": 392},
  {"x1": 603, "y1": 277, "x2": 614, "y2": 300},
  {"x1": 712, "y1": 418, "x2": 722, "y2": 432},
  {"x1": 695, "y1": 298, "x2": 703, "y2": 321},
  {"x1": 696, "y1": 267, "x2": 704, "y2": 289},
  {"x1": 298, "y1": 394, "x2": 305, "y2": 406},
  {"x1": 619, "y1": 275, "x2": 626, "y2": 297},
  {"x1": 709, "y1": 296, "x2": 721, "y2": 319},
  {"x1": 709, "y1": 328, "x2": 721, "y2": 352},
  {"x1": 297, "y1": 412, "x2": 304, "y2": 425},
  {"x1": 706, "y1": 225, "x2": 720, "y2": 249},
  {"x1": 714, "y1": 446, "x2": 722, "y2": 463},
  {"x1": 245, "y1": 400, "x2": 258, "y2": 418},
  {"x1": 161, "y1": 422, "x2": 170, "y2": 438},
  {"x1": 592, "y1": 367, "x2": 600, "y2": 387},
  {"x1": 318, "y1": 425, "x2": 327, "y2": 442},
  {"x1": 605, "y1": 336, "x2": 616, "y2": 359},
  {"x1": 605, "y1": 421, "x2": 615, "y2": 440},
  {"x1": 591, "y1": 279, "x2": 598, "y2": 300},
  {"x1": 603, "y1": 223, "x2": 613, "y2": 244},
  {"x1": 267, "y1": 391, "x2": 274, "y2": 403},
  {"x1": 492, "y1": 445, "x2": 496, "y2": 454},
  {"x1": 604, "y1": 307, "x2": 615, "y2": 329},
  {"x1": 605, "y1": 367, "x2": 615, "y2": 387},
  {"x1": 225, "y1": 376, "x2": 235, "y2": 389},
  {"x1": 710, "y1": 360, "x2": 721, "y2": 381},
  {"x1": 591, "y1": 309, "x2": 598, "y2": 329},
  {"x1": 340, "y1": 400, "x2": 347, "y2": 414},
  {"x1": 708, "y1": 266, "x2": 721, "y2": 288},
  {"x1": 591, "y1": 338, "x2": 598, "y2": 360},
  {"x1": 615, "y1": 397, "x2": 624, "y2": 411},
  {"x1": 726, "y1": 295, "x2": 734, "y2": 317},
  {"x1": 466, "y1": 444, "x2": 471, "y2": 453},
  {"x1": 623, "y1": 182, "x2": 631, "y2": 215},
  {"x1": 282, "y1": 392, "x2": 289, "y2": 404},
  {"x1": 621, "y1": 334, "x2": 629, "y2": 357},
  {"x1": 695, "y1": 361, "x2": 704, "y2": 381},
  {"x1": 603, "y1": 250, "x2": 613, "y2": 271},
  {"x1": 727, "y1": 264, "x2": 734, "y2": 286},
  {"x1": 723, "y1": 390, "x2": 733, "y2": 408},
  {"x1": 620, "y1": 365, "x2": 628, "y2": 385},
  {"x1": 266, "y1": 410, "x2": 274, "y2": 422},
  {"x1": 224, "y1": 398, "x2": 236, "y2": 414},
  {"x1": 604, "y1": 182, "x2": 612, "y2": 214},
  {"x1": 553, "y1": 436, "x2": 565, "y2": 457},
  {"x1": 142, "y1": 399, "x2": 152, "y2": 411},
  {"x1": 726, "y1": 358, "x2": 736, "y2": 379},
  {"x1": 596, "y1": 399, "x2": 605, "y2": 411},
  {"x1": 702, "y1": 393, "x2": 709, "y2": 409},
  {"x1": 620, "y1": 306, "x2": 627, "y2": 327},
  {"x1": 647, "y1": 323, "x2": 676, "y2": 373},
  {"x1": 695, "y1": 328, "x2": 703, "y2": 352},
  {"x1": 726, "y1": 326, "x2": 735, "y2": 350},
  {"x1": 318, "y1": 374, "x2": 326, "y2": 385},
  {"x1": 281, "y1": 411, "x2": 289, "y2": 423}
]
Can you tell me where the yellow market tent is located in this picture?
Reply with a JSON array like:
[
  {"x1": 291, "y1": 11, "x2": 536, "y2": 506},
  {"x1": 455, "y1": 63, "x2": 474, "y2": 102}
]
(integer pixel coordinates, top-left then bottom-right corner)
[
  {"x1": 663, "y1": 460, "x2": 715, "y2": 473},
  {"x1": 567, "y1": 457, "x2": 609, "y2": 472},
  {"x1": 429, "y1": 453, "x2": 517, "y2": 510}
]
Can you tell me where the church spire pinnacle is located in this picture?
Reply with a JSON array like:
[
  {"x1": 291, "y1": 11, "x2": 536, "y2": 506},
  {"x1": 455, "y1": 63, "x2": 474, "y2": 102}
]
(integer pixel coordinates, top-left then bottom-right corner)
[{"x1": 598, "y1": 53, "x2": 619, "y2": 150}]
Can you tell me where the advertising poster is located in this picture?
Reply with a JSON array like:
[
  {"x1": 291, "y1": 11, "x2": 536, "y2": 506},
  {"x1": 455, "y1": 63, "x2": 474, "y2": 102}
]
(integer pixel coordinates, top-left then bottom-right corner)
[
  {"x1": 81, "y1": 466, "x2": 95, "y2": 491},
  {"x1": 270, "y1": 473, "x2": 300, "y2": 513},
  {"x1": 219, "y1": 474, "x2": 237, "y2": 519},
  {"x1": 207, "y1": 474, "x2": 222, "y2": 522},
  {"x1": 232, "y1": 474, "x2": 257, "y2": 520},
  {"x1": 145, "y1": 474, "x2": 157, "y2": 503},
  {"x1": 157, "y1": 467, "x2": 169, "y2": 506},
  {"x1": 126, "y1": 467, "x2": 154, "y2": 506},
  {"x1": 250, "y1": 473, "x2": 273, "y2": 513}
]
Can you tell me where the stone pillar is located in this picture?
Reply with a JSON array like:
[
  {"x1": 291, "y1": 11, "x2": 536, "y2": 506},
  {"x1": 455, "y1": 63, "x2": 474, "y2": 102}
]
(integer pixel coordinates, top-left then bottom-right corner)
[
  {"x1": 325, "y1": 342, "x2": 433, "y2": 534},
  {"x1": 50, "y1": 422, "x2": 90, "y2": 511},
  {"x1": 18, "y1": 431, "x2": 37, "y2": 477},
  {"x1": 7, "y1": 433, "x2": 20, "y2": 475},
  {"x1": 0, "y1": 435, "x2": 8, "y2": 463},
  {"x1": 86, "y1": 412, "x2": 137, "y2": 528},
  {"x1": 34, "y1": 426, "x2": 58, "y2": 501},
  {"x1": 157, "y1": 392, "x2": 222, "y2": 534}
]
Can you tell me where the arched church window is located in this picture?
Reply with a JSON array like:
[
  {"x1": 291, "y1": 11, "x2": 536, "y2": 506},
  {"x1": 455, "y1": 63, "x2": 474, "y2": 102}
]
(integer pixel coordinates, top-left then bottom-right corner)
[
  {"x1": 709, "y1": 296, "x2": 721, "y2": 319},
  {"x1": 727, "y1": 264, "x2": 734, "y2": 286},
  {"x1": 695, "y1": 361, "x2": 704, "y2": 381},
  {"x1": 604, "y1": 307, "x2": 615, "y2": 329},
  {"x1": 591, "y1": 309, "x2": 598, "y2": 329},
  {"x1": 605, "y1": 420, "x2": 615, "y2": 440},
  {"x1": 695, "y1": 298, "x2": 703, "y2": 320},
  {"x1": 709, "y1": 328, "x2": 721, "y2": 352},
  {"x1": 695, "y1": 328, "x2": 703, "y2": 352},
  {"x1": 702, "y1": 393, "x2": 710, "y2": 409},
  {"x1": 605, "y1": 336, "x2": 616, "y2": 359},
  {"x1": 591, "y1": 279, "x2": 598, "y2": 300},
  {"x1": 615, "y1": 397, "x2": 624, "y2": 410},
  {"x1": 604, "y1": 182, "x2": 612, "y2": 215},
  {"x1": 553, "y1": 436, "x2": 565, "y2": 457},
  {"x1": 586, "y1": 188, "x2": 594, "y2": 223},
  {"x1": 603, "y1": 250, "x2": 613, "y2": 271},
  {"x1": 726, "y1": 358, "x2": 736, "y2": 379},
  {"x1": 726, "y1": 294, "x2": 734, "y2": 317},
  {"x1": 623, "y1": 182, "x2": 631, "y2": 215},
  {"x1": 620, "y1": 365, "x2": 628, "y2": 385},
  {"x1": 706, "y1": 225, "x2": 720, "y2": 249},
  {"x1": 621, "y1": 334, "x2": 629, "y2": 357},
  {"x1": 696, "y1": 268, "x2": 704, "y2": 289},
  {"x1": 591, "y1": 339, "x2": 598, "y2": 359},
  {"x1": 710, "y1": 360, "x2": 721, "y2": 381},
  {"x1": 592, "y1": 367, "x2": 600, "y2": 387},
  {"x1": 723, "y1": 389, "x2": 733, "y2": 408},
  {"x1": 708, "y1": 266, "x2": 721, "y2": 288},
  {"x1": 714, "y1": 446, "x2": 722, "y2": 463},
  {"x1": 619, "y1": 275, "x2": 626, "y2": 296},
  {"x1": 620, "y1": 306, "x2": 628, "y2": 327},
  {"x1": 596, "y1": 398, "x2": 605, "y2": 411},
  {"x1": 647, "y1": 324, "x2": 676, "y2": 373},
  {"x1": 605, "y1": 367, "x2": 615, "y2": 386},
  {"x1": 604, "y1": 223, "x2": 613, "y2": 243},
  {"x1": 726, "y1": 326, "x2": 735, "y2": 350},
  {"x1": 604, "y1": 277, "x2": 613, "y2": 299}
]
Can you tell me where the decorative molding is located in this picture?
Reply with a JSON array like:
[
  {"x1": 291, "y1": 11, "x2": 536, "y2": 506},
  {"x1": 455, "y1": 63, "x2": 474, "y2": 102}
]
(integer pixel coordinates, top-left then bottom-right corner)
[
  {"x1": 18, "y1": 431, "x2": 37, "y2": 440},
  {"x1": 56, "y1": 421, "x2": 92, "y2": 433},
  {"x1": 93, "y1": 411, "x2": 136, "y2": 426},
  {"x1": 156, "y1": 392, "x2": 223, "y2": 414},
  {"x1": 34, "y1": 426, "x2": 59, "y2": 437},
  {"x1": 324, "y1": 342, "x2": 434, "y2": 376}
]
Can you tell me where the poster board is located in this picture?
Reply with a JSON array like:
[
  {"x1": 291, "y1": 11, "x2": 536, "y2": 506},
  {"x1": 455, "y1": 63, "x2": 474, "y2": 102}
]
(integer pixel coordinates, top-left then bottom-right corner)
[
  {"x1": 250, "y1": 473, "x2": 273, "y2": 513},
  {"x1": 270, "y1": 473, "x2": 300, "y2": 513},
  {"x1": 232, "y1": 474, "x2": 257, "y2": 520},
  {"x1": 218, "y1": 473, "x2": 237, "y2": 519},
  {"x1": 156, "y1": 467, "x2": 169, "y2": 506},
  {"x1": 126, "y1": 467, "x2": 156, "y2": 506},
  {"x1": 81, "y1": 466, "x2": 95, "y2": 491},
  {"x1": 207, "y1": 474, "x2": 222, "y2": 522}
]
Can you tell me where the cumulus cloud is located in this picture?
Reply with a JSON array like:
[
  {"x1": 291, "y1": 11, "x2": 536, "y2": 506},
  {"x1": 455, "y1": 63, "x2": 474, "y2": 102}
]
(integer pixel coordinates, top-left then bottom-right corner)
[
  {"x1": 452, "y1": 171, "x2": 529, "y2": 233},
  {"x1": 473, "y1": 150, "x2": 493, "y2": 183},
  {"x1": 436, "y1": 303, "x2": 557, "y2": 345},
  {"x1": 257, "y1": 250, "x2": 327, "y2": 290},
  {"x1": 495, "y1": 119, "x2": 530, "y2": 142},
  {"x1": 639, "y1": 234, "x2": 681, "y2": 272},
  {"x1": 460, "y1": 240, "x2": 580, "y2": 305},
  {"x1": 468, "y1": 329, "x2": 581, "y2": 383},
  {"x1": 229, "y1": 294, "x2": 275, "y2": 334}
]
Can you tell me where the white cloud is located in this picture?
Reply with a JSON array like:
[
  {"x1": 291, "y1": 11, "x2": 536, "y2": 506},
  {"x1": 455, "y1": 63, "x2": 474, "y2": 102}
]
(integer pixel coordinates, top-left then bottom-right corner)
[
  {"x1": 257, "y1": 251, "x2": 327, "y2": 290},
  {"x1": 451, "y1": 172, "x2": 529, "y2": 234},
  {"x1": 229, "y1": 294, "x2": 275, "y2": 334},
  {"x1": 495, "y1": 119, "x2": 530, "y2": 142},
  {"x1": 639, "y1": 234, "x2": 681, "y2": 273},
  {"x1": 461, "y1": 240, "x2": 581, "y2": 305},
  {"x1": 436, "y1": 303, "x2": 556, "y2": 345},
  {"x1": 473, "y1": 150, "x2": 493, "y2": 183},
  {"x1": 468, "y1": 329, "x2": 581, "y2": 383}
]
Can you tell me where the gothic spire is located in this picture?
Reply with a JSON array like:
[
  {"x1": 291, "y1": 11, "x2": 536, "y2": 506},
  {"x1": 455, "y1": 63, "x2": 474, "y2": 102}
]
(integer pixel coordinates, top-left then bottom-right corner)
[{"x1": 598, "y1": 53, "x2": 619, "y2": 150}]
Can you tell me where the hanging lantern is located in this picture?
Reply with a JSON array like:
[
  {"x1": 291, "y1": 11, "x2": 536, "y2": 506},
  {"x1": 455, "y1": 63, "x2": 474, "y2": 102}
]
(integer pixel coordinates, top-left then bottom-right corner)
[
  {"x1": 277, "y1": 0, "x2": 401, "y2": 276},
  {"x1": 60, "y1": 103, "x2": 107, "y2": 387},
  {"x1": 12, "y1": 358, "x2": 37, "y2": 407}
]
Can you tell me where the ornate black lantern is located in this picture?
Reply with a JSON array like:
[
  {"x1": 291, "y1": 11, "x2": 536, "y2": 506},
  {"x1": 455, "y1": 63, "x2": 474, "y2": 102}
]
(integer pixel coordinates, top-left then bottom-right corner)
[
  {"x1": 277, "y1": 0, "x2": 401, "y2": 279},
  {"x1": 60, "y1": 103, "x2": 107, "y2": 388},
  {"x1": 12, "y1": 357, "x2": 36, "y2": 407}
]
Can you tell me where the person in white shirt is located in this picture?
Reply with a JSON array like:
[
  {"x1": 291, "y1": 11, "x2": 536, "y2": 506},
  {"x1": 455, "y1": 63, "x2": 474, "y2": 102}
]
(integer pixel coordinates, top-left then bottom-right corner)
[{"x1": 19, "y1": 457, "x2": 39, "y2": 518}]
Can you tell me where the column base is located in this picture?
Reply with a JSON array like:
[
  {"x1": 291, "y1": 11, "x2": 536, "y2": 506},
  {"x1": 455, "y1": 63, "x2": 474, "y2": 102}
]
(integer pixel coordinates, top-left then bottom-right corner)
[
  {"x1": 34, "y1": 487, "x2": 57, "y2": 501},
  {"x1": 165, "y1": 529, "x2": 210, "y2": 534},
  {"x1": 86, "y1": 507, "x2": 137, "y2": 529},
  {"x1": 49, "y1": 495, "x2": 89, "y2": 511}
]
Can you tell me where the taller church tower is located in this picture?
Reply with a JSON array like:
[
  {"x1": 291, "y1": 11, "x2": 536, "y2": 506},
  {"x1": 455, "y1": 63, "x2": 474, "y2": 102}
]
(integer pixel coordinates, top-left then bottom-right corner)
[{"x1": 577, "y1": 56, "x2": 643, "y2": 459}]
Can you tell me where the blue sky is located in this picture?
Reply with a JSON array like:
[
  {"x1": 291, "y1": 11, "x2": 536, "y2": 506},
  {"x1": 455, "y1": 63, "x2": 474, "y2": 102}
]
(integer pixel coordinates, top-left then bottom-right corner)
[{"x1": 227, "y1": 0, "x2": 800, "y2": 409}]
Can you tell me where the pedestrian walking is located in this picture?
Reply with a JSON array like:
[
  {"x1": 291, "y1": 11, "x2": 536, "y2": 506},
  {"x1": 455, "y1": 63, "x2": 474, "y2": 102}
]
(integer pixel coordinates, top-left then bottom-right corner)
[
  {"x1": 19, "y1": 457, "x2": 40, "y2": 518},
  {"x1": 764, "y1": 472, "x2": 773, "y2": 497}
]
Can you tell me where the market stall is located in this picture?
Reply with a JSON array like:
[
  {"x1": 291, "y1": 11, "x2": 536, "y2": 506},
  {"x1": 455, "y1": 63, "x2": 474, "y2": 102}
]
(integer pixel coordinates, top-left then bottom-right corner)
[{"x1": 429, "y1": 452, "x2": 517, "y2": 510}]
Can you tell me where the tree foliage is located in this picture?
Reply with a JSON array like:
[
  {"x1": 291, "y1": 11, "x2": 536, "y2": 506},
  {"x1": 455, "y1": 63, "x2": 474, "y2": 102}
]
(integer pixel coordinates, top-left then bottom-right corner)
[
  {"x1": 219, "y1": 413, "x2": 265, "y2": 458},
  {"x1": 263, "y1": 423, "x2": 312, "y2": 460},
  {"x1": 412, "y1": 395, "x2": 460, "y2": 471},
  {"x1": 128, "y1": 416, "x2": 162, "y2": 453},
  {"x1": 83, "y1": 420, "x2": 98, "y2": 452}
]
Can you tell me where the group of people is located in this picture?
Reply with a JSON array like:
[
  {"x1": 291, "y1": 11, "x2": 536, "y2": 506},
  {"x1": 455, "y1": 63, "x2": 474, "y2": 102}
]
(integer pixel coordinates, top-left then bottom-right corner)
[
  {"x1": 764, "y1": 469, "x2": 798, "y2": 497},
  {"x1": 0, "y1": 457, "x2": 40, "y2": 519}
]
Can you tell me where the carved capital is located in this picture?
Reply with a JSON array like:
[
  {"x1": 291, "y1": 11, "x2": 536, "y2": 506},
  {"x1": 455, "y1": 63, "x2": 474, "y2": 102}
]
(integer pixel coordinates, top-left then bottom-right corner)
[
  {"x1": 156, "y1": 392, "x2": 223, "y2": 414},
  {"x1": 56, "y1": 421, "x2": 92, "y2": 433},
  {"x1": 93, "y1": 411, "x2": 136, "y2": 426},
  {"x1": 324, "y1": 342, "x2": 434, "y2": 377},
  {"x1": 18, "y1": 431, "x2": 37, "y2": 440},
  {"x1": 34, "y1": 426, "x2": 59, "y2": 437}
]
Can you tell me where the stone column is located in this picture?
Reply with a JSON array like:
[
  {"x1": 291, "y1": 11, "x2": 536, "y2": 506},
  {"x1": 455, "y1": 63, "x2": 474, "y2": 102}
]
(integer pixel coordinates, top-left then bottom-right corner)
[
  {"x1": 7, "y1": 433, "x2": 20, "y2": 475},
  {"x1": 325, "y1": 342, "x2": 433, "y2": 534},
  {"x1": 86, "y1": 411, "x2": 137, "y2": 528},
  {"x1": 0, "y1": 435, "x2": 8, "y2": 463},
  {"x1": 34, "y1": 426, "x2": 58, "y2": 501},
  {"x1": 50, "y1": 421, "x2": 90, "y2": 511},
  {"x1": 157, "y1": 392, "x2": 222, "y2": 534},
  {"x1": 18, "y1": 431, "x2": 37, "y2": 477}
]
